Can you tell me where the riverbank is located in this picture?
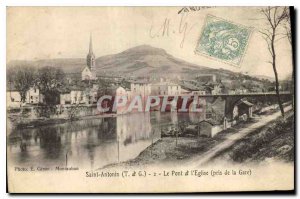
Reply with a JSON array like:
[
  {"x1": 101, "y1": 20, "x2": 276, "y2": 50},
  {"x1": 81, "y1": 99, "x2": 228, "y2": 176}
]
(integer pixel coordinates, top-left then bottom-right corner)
[
  {"x1": 8, "y1": 101, "x2": 292, "y2": 130},
  {"x1": 211, "y1": 112, "x2": 294, "y2": 163},
  {"x1": 8, "y1": 112, "x2": 117, "y2": 129},
  {"x1": 103, "y1": 118, "x2": 258, "y2": 169},
  {"x1": 103, "y1": 106, "x2": 294, "y2": 169}
]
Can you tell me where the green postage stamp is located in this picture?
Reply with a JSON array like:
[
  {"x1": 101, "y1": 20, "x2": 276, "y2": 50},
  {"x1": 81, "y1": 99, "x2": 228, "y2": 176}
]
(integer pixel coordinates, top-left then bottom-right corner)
[{"x1": 195, "y1": 15, "x2": 253, "y2": 67}]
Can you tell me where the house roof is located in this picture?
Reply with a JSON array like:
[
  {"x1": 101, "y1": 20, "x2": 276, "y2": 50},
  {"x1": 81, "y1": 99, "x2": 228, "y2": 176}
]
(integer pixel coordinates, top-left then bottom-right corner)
[
  {"x1": 152, "y1": 82, "x2": 179, "y2": 86},
  {"x1": 106, "y1": 85, "x2": 123, "y2": 91},
  {"x1": 181, "y1": 88, "x2": 190, "y2": 93},
  {"x1": 128, "y1": 79, "x2": 151, "y2": 84},
  {"x1": 236, "y1": 100, "x2": 254, "y2": 107},
  {"x1": 57, "y1": 87, "x2": 71, "y2": 93},
  {"x1": 198, "y1": 119, "x2": 220, "y2": 126},
  {"x1": 7, "y1": 83, "x2": 39, "y2": 92},
  {"x1": 82, "y1": 66, "x2": 91, "y2": 71},
  {"x1": 179, "y1": 82, "x2": 201, "y2": 91},
  {"x1": 203, "y1": 81, "x2": 223, "y2": 86}
]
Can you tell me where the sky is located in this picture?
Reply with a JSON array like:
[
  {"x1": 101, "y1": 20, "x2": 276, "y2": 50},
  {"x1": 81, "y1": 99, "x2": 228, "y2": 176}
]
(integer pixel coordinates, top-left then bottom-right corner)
[{"x1": 7, "y1": 7, "x2": 293, "y2": 80}]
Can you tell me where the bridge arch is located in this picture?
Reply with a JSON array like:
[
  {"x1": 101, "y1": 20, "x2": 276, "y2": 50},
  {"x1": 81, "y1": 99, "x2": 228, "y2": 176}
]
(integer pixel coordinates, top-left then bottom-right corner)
[
  {"x1": 225, "y1": 96, "x2": 250, "y2": 120},
  {"x1": 198, "y1": 120, "x2": 216, "y2": 126}
]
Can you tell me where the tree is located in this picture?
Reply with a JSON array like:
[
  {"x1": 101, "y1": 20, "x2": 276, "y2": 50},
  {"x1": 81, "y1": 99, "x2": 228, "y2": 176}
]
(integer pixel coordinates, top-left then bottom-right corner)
[
  {"x1": 284, "y1": 8, "x2": 292, "y2": 46},
  {"x1": 35, "y1": 66, "x2": 65, "y2": 105},
  {"x1": 8, "y1": 66, "x2": 36, "y2": 103},
  {"x1": 259, "y1": 6, "x2": 289, "y2": 117},
  {"x1": 67, "y1": 104, "x2": 80, "y2": 120},
  {"x1": 284, "y1": 8, "x2": 294, "y2": 109},
  {"x1": 96, "y1": 78, "x2": 111, "y2": 97}
]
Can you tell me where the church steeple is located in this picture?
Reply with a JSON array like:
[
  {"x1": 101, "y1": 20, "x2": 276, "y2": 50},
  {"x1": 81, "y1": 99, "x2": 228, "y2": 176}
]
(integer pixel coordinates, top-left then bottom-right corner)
[
  {"x1": 89, "y1": 33, "x2": 93, "y2": 55},
  {"x1": 87, "y1": 33, "x2": 95, "y2": 70},
  {"x1": 82, "y1": 33, "x2": 97, "y2": 81}
]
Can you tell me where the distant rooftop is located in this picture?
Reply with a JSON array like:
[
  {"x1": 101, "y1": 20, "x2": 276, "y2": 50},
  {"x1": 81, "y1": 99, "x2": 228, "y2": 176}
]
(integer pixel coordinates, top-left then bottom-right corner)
[
  {"x1": 152, "y1": 82, "x2": 179, "y2": 86},
  {"x1": 236, "y1": 99, "x2": 254, "y2": 107},
  {"x1": 128, "y1": 80, "x2": 150, "y2": 84}
]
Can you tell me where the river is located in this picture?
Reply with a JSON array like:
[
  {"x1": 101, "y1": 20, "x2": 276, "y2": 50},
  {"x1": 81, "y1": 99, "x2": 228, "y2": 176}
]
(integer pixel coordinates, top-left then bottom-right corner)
[{"x1": 7, "y1": 112, "x2": 204, "y2": 170}]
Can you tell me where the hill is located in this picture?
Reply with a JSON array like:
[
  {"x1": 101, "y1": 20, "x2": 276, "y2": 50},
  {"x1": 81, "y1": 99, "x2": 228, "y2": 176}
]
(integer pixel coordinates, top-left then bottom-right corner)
[{"x1": 7, "y1": 45, "x2": 275, "y2": 86}]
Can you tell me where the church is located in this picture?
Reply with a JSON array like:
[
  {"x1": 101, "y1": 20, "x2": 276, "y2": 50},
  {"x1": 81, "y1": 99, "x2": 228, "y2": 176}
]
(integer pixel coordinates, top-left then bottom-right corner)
[{"x1": 82, "y1": 34, "x2": 97, "y2": 81}]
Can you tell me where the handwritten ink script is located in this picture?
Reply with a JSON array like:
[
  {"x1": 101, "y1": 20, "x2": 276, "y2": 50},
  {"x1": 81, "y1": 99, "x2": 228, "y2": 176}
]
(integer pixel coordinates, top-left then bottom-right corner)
[
  {"x1": 149, "y1": 14, "x2": 198, "y2": 48},
  {"x1": 178, "y1": 6, "x2": 216, "y2": 14}
]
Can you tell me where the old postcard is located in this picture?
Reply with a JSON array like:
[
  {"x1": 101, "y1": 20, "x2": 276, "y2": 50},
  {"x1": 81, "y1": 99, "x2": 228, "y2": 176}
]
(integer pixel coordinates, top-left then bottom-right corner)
[{"x1": 6, "y1": 6, "x2": 295, "y2": 193}]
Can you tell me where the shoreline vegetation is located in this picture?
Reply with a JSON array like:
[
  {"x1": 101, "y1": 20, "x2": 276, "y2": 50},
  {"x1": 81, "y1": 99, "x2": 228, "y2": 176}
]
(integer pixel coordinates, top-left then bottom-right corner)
[
  {"x1": 212, "y1": 112, "x2": 294, "y2": 163},
  {"x1": 8, "y1": 101, "x2": 290, "y2": 130},
  {"x1": 102, "y1": 107, "x2": 294, "y2": 169},
  {"x1": 8, "y1": 101, "x2": 293, "y2": 169},
  {"x1": 8, "y1": 110, "x2": 117, "y2": 129}
]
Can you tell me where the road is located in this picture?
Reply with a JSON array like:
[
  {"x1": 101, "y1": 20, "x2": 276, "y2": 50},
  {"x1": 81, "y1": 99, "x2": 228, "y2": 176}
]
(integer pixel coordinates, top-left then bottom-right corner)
[{"x1": 185, "y1": 105, "x2": 293, "y2": 168}]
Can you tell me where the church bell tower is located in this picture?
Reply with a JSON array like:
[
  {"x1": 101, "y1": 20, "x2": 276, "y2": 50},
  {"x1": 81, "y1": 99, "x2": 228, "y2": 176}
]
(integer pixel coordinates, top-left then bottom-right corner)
[
  {"x1": 82, "y1": 33, "x2": 97, "y2": 81},
  {"x1": 86, "y1": 33, "x2": 96, "y2": 71}
]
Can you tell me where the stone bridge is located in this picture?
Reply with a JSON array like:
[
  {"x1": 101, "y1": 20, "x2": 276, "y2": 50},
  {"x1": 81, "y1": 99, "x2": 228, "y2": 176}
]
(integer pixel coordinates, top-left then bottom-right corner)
[{"x1": 197, "y1": 92, "x2": 293, "y2": 119}]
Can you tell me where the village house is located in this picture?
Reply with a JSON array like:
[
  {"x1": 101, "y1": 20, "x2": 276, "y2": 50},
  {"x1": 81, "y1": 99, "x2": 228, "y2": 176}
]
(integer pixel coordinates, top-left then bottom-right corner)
[
  {"x1": 203, "y1": 81, "x2": 225, "y2": 95},
  {"x1": 26, "y1": 87, "x2": 44, "y2": 104},
  {"x1": 130, "y1": 80, "x2": 151, "y2": 97},
  {"x1": 7, "y1": 90, "x2": 22, "y2": 108},
  {"x1": 233, "y1": 99, "x2": 254, "y2": 121},
  {"x1": 104, "y1": 86, "x2": 129, "y2": 100},
  {"x1": 70, "y1": 90, "x2": 84, "y2": 104},
  {"x1": 179, "y1": 81, "x2": 205, "y2": 95},
  {"x1": 198, "y1": 120, "x2": 222, "y2": 137},
  {"x1": 97, "y1": 86, "x2": 129, "y2": 114},
  {"x1": 114, "y1": 86, "x2": 132, "y2": 100},
  {"x1": 228, "y1": 88, "x2": 246, "y2": 95},
  {"x1": 235, "y1": 88, "x2": 249, "y2": 94},
  {"x1": 115, "y1": 86, "x2": 130, "y2": 114},
  {"x1": 228, "y1": 89, "x2": 237, "y2": 95},
  {"x1": 60, "y1": 88, "x2": 85, "y2": 105},
  {"x1": 180, "y1": 88, "x2": 192, "y2": 95},
  {"x1": 185, "y1": 117, "x2": 227, "y2": 138},
  {"x1": 151, "y1": 81, "x2": 181, "y2": 96},
  {"x1": 60, "y1": 84, "x2": 100, "y2": 105},
  {"x1": 196, "y1": 74, "x2": 217, "y2": 83},
  {"x1": 180, "y1": 81, "x2": 199, "y2": 92},
  {"x1": 191, "y1": 86, "x2": 206, "y2": 96},
  {"x1": 7, "y1": 87, "x2": 44, "y2": 108},
  {"x1": 59, "y1": 92, "x2": 71, "y2": 105},
  {"x1": 191, "y1": 90, "x2": 206, "y2": 95}
]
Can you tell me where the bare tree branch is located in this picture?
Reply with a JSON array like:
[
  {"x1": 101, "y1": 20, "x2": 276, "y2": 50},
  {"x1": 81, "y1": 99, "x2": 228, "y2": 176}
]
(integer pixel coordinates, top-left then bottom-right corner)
[
  {"x1": 259, "y1": 6, "x2": 290, "y2": 117},
  {"x1": 275, "y1": 35, "x2": 288, "y2": 43},
  {"x1": 265, "y1": 61, "x2": 273, "y2": 65},
  {"x1": 259, "y1": 30, "x2": 272, "y2": 41},
  {"x1": 284, "y1": 9, "x2": 292, "y2": 45}
]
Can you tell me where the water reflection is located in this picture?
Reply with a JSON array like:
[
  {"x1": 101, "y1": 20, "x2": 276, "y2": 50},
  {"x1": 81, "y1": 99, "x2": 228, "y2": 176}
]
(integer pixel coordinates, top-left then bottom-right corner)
[{"x1": 8, "y1": 112, "x2": 201, "y2": 169}]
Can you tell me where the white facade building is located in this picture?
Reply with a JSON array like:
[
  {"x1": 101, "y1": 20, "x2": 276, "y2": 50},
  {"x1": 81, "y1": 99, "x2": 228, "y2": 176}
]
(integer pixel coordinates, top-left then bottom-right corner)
[
  {"x1": 130, "y1": 81, "x2": 151, "y2": 97},
  {"x1": 60, "y1": 84, "x2": 99, "y2": 105},
  {"x1": 70, "y1": 91, "x2": 84, "y2": 104},
  {"x1": 82, "y1": 67, "x2": 96, "y2": 81},
  {"x1": 7, "y1": 87, "x2": 44, "y2": 108},
  {"x1": 7, "y1": 91, "x2": 22, "y2": 108},
  {"x1": 60, "y1": 93, "x2": 72, "y2": 105},
  {"x1": 151, "y1": 82, "x2": 181, "y2": 96},
  {"x1": 26, "y1": 87, "x2": 44, "y2": 104},
  {"x1": 191, "y1": 90, "x2": 206, "y2": 95}
]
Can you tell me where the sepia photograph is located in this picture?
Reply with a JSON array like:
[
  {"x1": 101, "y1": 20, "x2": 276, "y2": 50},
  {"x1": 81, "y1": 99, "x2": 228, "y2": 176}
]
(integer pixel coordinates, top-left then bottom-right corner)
[{"x1": 6, "y1": 6, "x2": 295, "y2": 193}]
